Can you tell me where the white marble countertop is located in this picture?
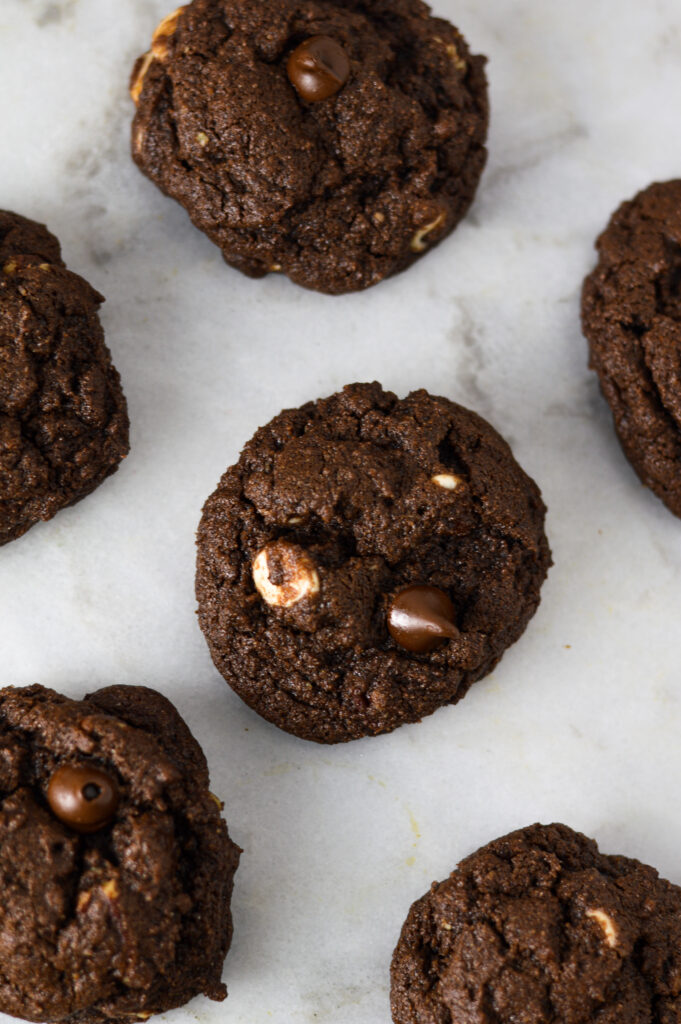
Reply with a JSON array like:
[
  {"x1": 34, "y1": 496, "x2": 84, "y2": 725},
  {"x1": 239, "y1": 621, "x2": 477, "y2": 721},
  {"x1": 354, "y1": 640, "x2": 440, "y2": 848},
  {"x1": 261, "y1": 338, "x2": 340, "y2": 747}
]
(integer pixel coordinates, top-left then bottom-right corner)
[{"x1": 2, "y1": 1, "x2": 681, "y2": 1021}]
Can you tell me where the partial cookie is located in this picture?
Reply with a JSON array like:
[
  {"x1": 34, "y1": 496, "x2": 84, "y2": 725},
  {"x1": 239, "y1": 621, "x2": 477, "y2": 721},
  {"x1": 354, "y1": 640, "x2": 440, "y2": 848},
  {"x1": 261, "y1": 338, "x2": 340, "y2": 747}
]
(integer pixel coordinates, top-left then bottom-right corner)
[
  {"x1": 391, "y1": 822, "x2": 681, "y2": 1024},
  {"x1": 0, "y1": 684, "x2": 240, "y2": 1023},
  {"x1": 130, "y1": 0, "x2": 488, "y2": 294},
  {"x1": 582, "y1": 180, "x2": 681, "y2": 517},
  {"x1": 196, "y1": 382, "x2": 550, "y2": 743},
  {"x1": 0, "y1": 211, "x2": 129, "y2": 546}
]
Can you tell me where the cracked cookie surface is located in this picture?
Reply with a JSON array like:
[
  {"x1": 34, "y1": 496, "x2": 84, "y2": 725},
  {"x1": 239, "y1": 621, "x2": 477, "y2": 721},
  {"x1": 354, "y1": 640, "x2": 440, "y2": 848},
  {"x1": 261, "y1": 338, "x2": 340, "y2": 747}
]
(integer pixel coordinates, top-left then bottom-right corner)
[
  {"x1": 0, "y1": 684, "x2": 240, "y2": 1024},
  {"x1": 130, "y1": 0, "x2": 488, "y2": 294},
  {"x1": 390, "y1": 822, "x2": 681, "y2": 1024},
  {"x1": 582, "y1": 180, "x2": 681, "y2": 517},
  {"x1": 195, "y1": 382, "x2": 550, "y2": 743},
  {"x1": 0, "y1": 211, "x2": 129, "y2": 546}
]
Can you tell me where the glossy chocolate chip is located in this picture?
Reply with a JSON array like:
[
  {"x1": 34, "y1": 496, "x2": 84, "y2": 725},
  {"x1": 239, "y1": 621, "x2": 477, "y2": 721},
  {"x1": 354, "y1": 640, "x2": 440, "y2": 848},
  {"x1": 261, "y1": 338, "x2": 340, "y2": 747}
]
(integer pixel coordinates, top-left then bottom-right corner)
[
  {"x1": 388, "y1": 585, "x2": 459, "y2": 654},
  {"x1": 47, "y1": 763, "x2": 120, "y2": 833},
  {"x1": 286, "y1": 35, "x2": 350, "y2": 102}
]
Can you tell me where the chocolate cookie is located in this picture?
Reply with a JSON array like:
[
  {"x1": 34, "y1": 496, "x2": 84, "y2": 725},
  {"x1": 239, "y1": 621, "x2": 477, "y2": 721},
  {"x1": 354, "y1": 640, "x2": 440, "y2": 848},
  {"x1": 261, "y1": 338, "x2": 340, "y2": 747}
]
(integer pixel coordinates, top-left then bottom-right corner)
[
  {"x1": 0, "y1": 683, "x2": 240, "y2": 1023},
  {"x1": 390, "y1": 822, "x2": 681, "y2": 1024},
  {"x1": 0, "y1": 211, "x2": 129, "y2": 546},
  {"x1": 129, "y1": 0, "x2": 488, "y2": 294},
  {"x1": 196, "y1": 383, "x2": 550, "y2": 743},
  {"x1": 582, "y1": 180, "x2": 681, "y2": 517}
]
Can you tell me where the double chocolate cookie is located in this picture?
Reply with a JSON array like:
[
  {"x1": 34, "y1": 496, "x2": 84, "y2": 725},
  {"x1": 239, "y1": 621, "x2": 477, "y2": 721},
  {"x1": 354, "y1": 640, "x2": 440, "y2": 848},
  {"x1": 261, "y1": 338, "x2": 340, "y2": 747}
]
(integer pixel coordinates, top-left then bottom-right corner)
[
  {"x1": 391, "y1": 822, "x2": 681, "y2": 1024},
  {"x1": 0, "y1": 684, "x2": 240, "y2": 1023},
  {"x1": 582, "y1": 180, "x2": 681, "y2": 517},
  {"x1": 0, "y1": 211, "x2": 129, "y2": 546},
  {"x1": 196, "y1": 383, "x2": 551, "y2": 743},
  {"x1": 130, "y1": 0, "x2": 488, "y2": 294}
]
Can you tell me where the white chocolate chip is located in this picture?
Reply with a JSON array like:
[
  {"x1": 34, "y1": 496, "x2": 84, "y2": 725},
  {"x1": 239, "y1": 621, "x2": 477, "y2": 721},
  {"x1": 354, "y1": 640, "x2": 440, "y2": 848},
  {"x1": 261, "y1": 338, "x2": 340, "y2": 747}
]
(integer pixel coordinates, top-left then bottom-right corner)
[
  {"x1": 3, "y1": 261, "x2": 16, "y2": 275},
  {"x1": 431, "y1": 473, "x2": 462, "y2": 491},
  {"x1": 270, "y1": 263, "x2": 283, "y2": 272},
  {"x1": 196, "y1": 131, "x2": 209, "y2": 147},
  {"x1": 130, "y1": 50, "x2": 155, "y2": 104},
  {"x1": 373, "y1": 211, "x2": 385, "y2": 225},
  {"x1": 410, "y1": 211, "x2": 447, "y2": 253},
  {"x1": 586, "y1": 908, "x2": 618, "y2": 948},
  {"x1": 252, "y1": 541, "x2": 320, "y2": 608},
  {"x1": 151, "y1": 6, "x2": 186, "y2": 60}
]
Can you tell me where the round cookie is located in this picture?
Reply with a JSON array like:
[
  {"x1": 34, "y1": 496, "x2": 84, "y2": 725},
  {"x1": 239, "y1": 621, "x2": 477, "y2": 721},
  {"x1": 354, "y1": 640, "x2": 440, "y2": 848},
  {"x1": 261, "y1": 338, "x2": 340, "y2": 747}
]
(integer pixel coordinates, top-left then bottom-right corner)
[
  {"x1": 129, "y1": 0, "x2": 489, "y2": 294},
  {"x1": 196, "y1": 382, "x2": 551, "y2": 743},
  {"x1": 0, "y1": 211, "x2": 129, "y2": 546},
  {"x1": 0, "y1": 683, "x2": 240, "y2": 1023},
  {"x1": 582, "y1": 180, "x2": 681, "y2": 517},
  {"x1": 390, "y1": 822, "x2": 681, "y2": 1024}
]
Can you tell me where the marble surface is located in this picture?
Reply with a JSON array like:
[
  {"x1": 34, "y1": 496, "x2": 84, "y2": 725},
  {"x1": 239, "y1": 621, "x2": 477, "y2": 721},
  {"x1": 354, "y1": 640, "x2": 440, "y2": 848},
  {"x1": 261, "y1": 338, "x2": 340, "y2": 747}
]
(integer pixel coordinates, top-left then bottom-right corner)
[{"x1": 2, "y1": 0, "x2": 681, "y2": 1021}]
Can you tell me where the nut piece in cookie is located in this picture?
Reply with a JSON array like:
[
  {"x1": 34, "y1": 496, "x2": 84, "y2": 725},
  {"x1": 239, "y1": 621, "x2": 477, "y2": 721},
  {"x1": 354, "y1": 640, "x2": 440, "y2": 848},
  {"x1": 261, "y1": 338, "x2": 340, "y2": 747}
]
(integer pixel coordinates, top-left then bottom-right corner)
[
  {"x1": 0, "y1": 211, "x2": 129, "y2": 546},
  {"x1": 252, "y1": 540, "x2": 320, "y2": 607},
  {"x1": 390, "y1": 822, "x2": 681, "y2": 1024},
  {"x1": 129, "y1": 0, "x2": 489, "y2": 294},
  {"x1": 0, "y1": 684, "x2": 240, "y2": 1023},
  {"x1": 582, "y1": 180, "x2": 681, "y2": 518},
  {"x1": 196, "y1": 382, "x2": 551, "y2": 743}
]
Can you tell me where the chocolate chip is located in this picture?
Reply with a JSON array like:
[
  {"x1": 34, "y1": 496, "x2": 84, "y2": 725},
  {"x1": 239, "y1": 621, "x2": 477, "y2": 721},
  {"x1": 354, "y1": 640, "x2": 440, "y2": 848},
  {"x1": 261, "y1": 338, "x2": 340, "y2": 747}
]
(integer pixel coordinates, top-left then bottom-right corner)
[
  {"x1": 286, "y1": 36, "x2": 350, "y2": 103},
  {"x1": 47, "y1": 764, "x2": 120, "y2": 833},
  {"x1": 388, "y1": 585, "x2": 459, "y2": 654}
]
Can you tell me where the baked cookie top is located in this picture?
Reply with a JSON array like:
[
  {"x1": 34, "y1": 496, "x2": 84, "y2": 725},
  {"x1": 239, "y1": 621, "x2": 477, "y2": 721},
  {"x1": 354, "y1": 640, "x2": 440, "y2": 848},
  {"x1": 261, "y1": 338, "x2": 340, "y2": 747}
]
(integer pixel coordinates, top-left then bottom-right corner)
[
  {"x1": 390, "y1": 822, "x2": 681, "y2": 1024},
  {"x1": 582, "y1": 179, "x2": 681, "y2": 517},
  {"x1": 0, "y1": 211, "x2": 129, "y2": 546},
  {"x1": 130, "y1": 0, "x2": 488, "y2": 294},
  {"x1": 196, "y1": 382, "x2": 550, "y2": 743},
  {"x1": 0, "y1": 684, "x2": 240, "y2": 1024}
]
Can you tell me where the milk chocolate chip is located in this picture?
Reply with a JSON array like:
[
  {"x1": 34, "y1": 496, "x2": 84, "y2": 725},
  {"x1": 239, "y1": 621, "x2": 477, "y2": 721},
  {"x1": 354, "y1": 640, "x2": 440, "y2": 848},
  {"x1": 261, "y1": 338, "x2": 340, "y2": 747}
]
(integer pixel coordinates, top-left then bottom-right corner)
[
  {"x1": 388, "y1": 585, "x2": 459, "y2": 653},
  {"x1": 47, "y1": 763, "x2": 120, "y2": 833},
  {"x1": 286, "y1": 36, "x2": 350, "y2": 102}
]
